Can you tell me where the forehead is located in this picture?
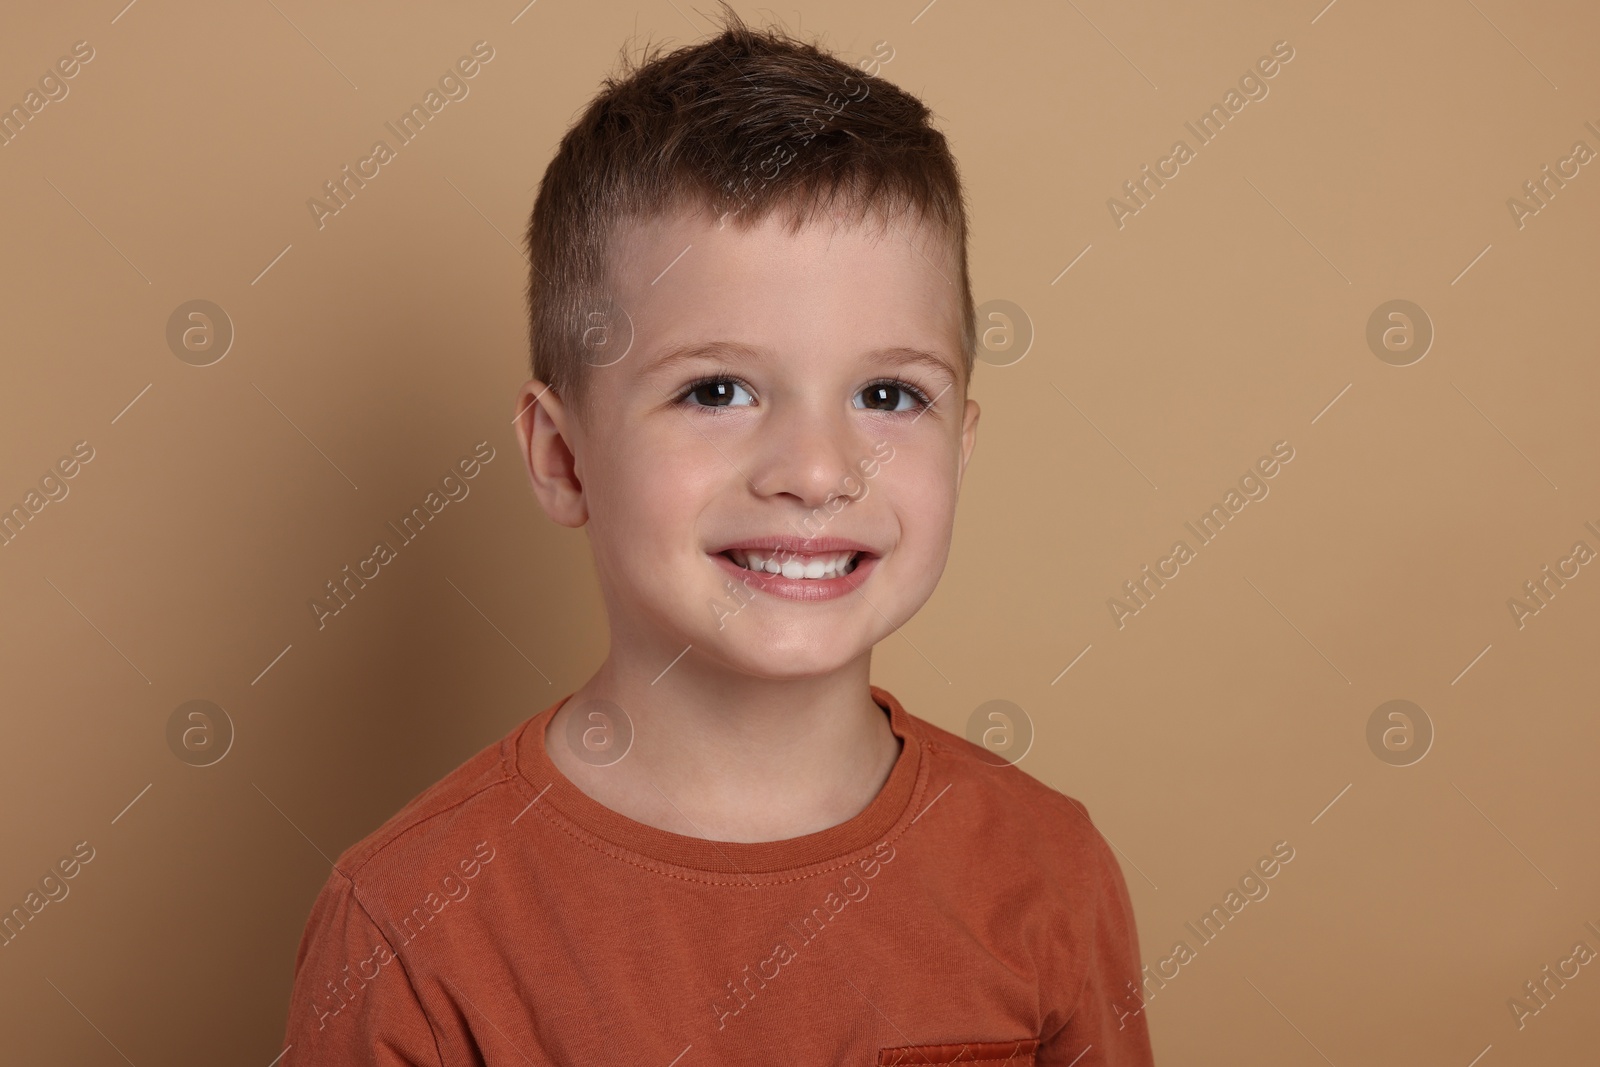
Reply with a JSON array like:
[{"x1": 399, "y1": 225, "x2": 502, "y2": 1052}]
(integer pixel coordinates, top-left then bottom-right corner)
[{"x1": 604, "y1": 204, "x2": 965, "y2": 375}]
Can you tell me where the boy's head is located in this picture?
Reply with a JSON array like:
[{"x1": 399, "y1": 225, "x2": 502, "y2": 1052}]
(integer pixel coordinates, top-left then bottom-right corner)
[{"x1": 515, "y1": 8, "x2": 981, "y2": 680}]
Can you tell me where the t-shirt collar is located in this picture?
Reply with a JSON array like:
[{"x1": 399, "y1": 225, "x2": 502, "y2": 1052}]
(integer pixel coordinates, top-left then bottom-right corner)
[{"x1": 512, "y1": 684, "x2": 923, "y2": 877}]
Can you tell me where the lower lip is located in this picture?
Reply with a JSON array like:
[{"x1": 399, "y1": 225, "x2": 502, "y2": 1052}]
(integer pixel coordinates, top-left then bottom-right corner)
[{"x1": 710, "y1": 552, "x2": 878, "y2": 601}]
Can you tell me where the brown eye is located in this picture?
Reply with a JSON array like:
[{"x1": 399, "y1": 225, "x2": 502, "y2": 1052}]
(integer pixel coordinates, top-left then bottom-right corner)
[
  {"x1": 855, "y1": 381, "x2": 926, "y2": 413},
  {"x1": 693, "y1": 381, "x2": 734, "y2": 406},
  {"x1": 860, "y1": 384, "x2": 899, "y2": 410},
  {"x1": 680, "y1": 377, "x2": 754, "y2": 409}
]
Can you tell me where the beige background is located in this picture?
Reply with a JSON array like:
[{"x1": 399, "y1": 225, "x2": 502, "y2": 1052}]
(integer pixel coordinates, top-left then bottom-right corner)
[{"x1": 2, "y1": 0, "x2": 1597, "y2": 1063}]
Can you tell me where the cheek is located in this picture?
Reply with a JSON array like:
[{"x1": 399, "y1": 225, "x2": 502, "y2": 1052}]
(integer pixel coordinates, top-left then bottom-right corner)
[
  {"x1": 912, "y1": 430, "x2": 964, "y2": 499},
  {"x1": 880, "y1": 447, "x2": 960, "y2": 557},
  {"x1": 589, "y1": 438, "x2": 717, "y2": 565}
]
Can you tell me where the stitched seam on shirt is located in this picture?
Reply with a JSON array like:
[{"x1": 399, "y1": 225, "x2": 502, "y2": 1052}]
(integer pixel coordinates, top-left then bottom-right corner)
[
  {"x1": 1045, "y1": 819, "x2": 1109, "y2": 1047},
  {"x1": 523, "y1": 756, "x2": 927, "y2": 886},
  {"x1": 879, "y1": 1041, "x2": 1040, "y2": 1066},
  {"x1": 342, "y1": 766, "x2": 518, "y2": 881},
  {"x1": 516, "y1": 734, "x2": 933, "y2": 887},
  {"x1": 881, "y1": 1057, "x2": 1036, "y2": 1064},
  {"x1": 343, "y1": 870, "x2": 448, "y2": 1067}
]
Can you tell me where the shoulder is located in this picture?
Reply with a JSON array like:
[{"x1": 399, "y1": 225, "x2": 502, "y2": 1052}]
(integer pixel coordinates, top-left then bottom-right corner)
[
  {"x1": 901, "y1": 709, "x2": 1120, "y2": 874},
  {"x1": 318, "y1": 719, "x2": 535, "y2": 922}
]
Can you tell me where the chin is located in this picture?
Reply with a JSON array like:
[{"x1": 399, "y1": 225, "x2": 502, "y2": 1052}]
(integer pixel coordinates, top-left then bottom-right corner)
[{"x1": 713, "y1": 631, "x2": 863, "y2": 680}]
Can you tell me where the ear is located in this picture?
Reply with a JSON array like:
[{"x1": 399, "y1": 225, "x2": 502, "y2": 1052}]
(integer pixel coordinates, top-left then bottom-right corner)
[
  {"x1": 513, "y1": 378, "x2": 587, "y2": 528},
  {"x1": 956, "y1": 396, "x2": 980, "y2": 491}
]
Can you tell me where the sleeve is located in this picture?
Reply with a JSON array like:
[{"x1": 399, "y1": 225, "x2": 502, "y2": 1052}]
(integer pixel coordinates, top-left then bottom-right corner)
[
  {"x1": 1037, "y1": 812, "x2": 1156, "y2": 1066},
  {"x1": 281, "y1": 867, "x2": 444, "y2": 1067}
]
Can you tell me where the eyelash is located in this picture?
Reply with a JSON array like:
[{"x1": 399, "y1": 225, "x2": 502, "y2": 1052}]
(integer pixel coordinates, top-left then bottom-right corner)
[{"x1": 673, "y1": 371, "x2": 935, "y2": 414}]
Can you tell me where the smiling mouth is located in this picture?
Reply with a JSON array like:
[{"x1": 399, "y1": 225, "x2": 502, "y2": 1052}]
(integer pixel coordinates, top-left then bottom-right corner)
[{"x1": 720, "y1": 548, "x2": 864, "y2": 580}]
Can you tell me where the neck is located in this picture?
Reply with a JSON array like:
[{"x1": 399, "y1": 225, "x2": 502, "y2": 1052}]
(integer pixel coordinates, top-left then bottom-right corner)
[{"x1": 544, "y1": 647, "x2": 901, "y2": 843}]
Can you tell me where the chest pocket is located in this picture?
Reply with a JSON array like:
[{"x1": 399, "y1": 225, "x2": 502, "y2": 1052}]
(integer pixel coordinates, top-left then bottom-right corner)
[{"x1": 877, "y1": 1039, "x2": 1039, "y2": 1065}]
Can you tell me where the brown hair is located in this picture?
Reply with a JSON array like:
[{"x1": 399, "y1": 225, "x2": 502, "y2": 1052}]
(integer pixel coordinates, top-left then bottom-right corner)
[{"x1": 523, "y1": 4, "x2": 975, "y2": 423}]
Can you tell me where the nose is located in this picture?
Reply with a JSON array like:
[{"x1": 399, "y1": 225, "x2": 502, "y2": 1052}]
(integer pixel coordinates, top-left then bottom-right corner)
[{"x1": 745, "y1": 398, "x2": 864, "y2": 510}]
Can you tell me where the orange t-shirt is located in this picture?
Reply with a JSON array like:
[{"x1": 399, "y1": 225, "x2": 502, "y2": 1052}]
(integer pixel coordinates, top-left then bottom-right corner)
[{"x1": 281, "y1": 686, "x2": 1156, "y2": 1065}]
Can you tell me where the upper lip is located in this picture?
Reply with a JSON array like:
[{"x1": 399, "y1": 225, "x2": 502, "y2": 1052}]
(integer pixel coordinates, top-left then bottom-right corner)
[{"x1": 710, "y1": 535, "x2": 877, "y2": 557}]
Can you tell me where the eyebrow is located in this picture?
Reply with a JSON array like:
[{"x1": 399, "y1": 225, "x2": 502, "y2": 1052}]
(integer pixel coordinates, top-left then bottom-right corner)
[{"x1": 644, "y1": 340, "x2": 961, "y2": 382}]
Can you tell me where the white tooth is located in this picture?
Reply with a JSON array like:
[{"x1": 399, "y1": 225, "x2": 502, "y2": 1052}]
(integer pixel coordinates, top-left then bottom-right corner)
[{"x1": 737, "y1": 551, "x2": 866, "y2": 578}]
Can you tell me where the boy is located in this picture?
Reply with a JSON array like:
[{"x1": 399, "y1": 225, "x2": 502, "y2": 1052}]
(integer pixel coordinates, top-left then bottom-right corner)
[{"x1": 283, "y1": 9, "x2": 1155, "y2": 1064}]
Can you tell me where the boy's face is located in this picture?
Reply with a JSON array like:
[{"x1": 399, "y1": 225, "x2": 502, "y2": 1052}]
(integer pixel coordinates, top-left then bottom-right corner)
[{"x1": 516, "y1": 206, "x2": 979, "y2": 681}]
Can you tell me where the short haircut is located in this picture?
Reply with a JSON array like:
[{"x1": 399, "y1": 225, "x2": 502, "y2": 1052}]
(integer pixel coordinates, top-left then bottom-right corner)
[{"x1": 524, "y1": 4, "x2": 976, "y2": 423}]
